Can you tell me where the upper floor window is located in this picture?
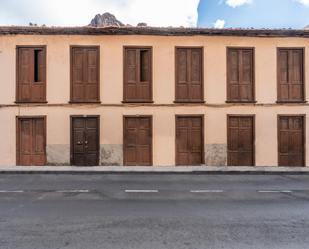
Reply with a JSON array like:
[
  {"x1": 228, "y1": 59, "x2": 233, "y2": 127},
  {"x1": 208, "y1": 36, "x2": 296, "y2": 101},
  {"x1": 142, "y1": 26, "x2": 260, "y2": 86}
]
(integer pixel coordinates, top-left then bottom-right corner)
[
  {"x1": 16, "y1": 46, "x2": 46, "y2": 103},
  {"x1": 175, "y1": 47, "x2": 204, "y2": 103},
  {"x1": 227, "y1": 47, "x2": 255, "y2": 103},
  {"x1": 70, "y1": 46, "x2": 100, "y2": 103},
  {"x1": 277, "y1": 48, "x2": 305, "y2": 103},
  {"x1": 123, "y1": 46, "x2": 152, "y2": 103}
]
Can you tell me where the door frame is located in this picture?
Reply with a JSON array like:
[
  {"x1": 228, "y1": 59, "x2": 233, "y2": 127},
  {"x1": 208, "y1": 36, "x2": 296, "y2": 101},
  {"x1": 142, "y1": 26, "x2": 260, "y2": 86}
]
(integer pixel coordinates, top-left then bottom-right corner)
[
  {"x1": 277, "y1": 114, "x2": 306, "y2": 167},
  {"x1": 16, "y1": 115, "x2": 47, "y2": 165},
  {"x1": 123, "y1": 115, "x2": 153, "y2": 166},
  {"x1": 227, "y1": 114, "x2": 255, "y2": 166},
  {"x1": 70, "y1": 115, "x2": 100, "y2": 166},
  {"x1": 175, "y1": 114, "x2": 205, "y2": 166}
]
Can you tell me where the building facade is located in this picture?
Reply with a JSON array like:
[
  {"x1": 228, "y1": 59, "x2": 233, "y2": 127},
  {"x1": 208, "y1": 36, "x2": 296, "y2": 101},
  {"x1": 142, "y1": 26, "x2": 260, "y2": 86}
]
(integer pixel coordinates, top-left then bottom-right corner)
[{"x1": 0, "y1": 26, "x2": 308, "y2": 167}]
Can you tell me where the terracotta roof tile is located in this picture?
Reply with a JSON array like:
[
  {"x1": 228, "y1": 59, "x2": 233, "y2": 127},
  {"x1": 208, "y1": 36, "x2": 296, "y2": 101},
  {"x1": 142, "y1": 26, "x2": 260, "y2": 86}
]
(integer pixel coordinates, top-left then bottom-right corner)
[{"x1": 0, "y1": 26, "x2": 308, "y2": 38}]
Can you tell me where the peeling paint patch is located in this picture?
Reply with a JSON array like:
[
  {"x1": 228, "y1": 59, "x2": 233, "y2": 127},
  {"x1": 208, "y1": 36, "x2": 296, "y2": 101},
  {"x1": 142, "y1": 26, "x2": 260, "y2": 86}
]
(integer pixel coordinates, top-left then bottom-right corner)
[
  {"x1": 205, "y1": 144, "x2": 227, "y2": 166},
  {"x1": 47, "y1": 145, "x2": 70, "y2": 166},
  {"x1": 100, "y1": 145, "x2": 123, "y2": 166}
]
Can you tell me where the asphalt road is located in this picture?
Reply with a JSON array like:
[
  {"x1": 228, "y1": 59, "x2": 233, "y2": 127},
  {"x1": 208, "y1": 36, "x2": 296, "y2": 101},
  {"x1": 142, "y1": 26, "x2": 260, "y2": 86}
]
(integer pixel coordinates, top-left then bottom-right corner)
[{"x1": 0, "y1": 174, "x2": 309, "y2": 249}]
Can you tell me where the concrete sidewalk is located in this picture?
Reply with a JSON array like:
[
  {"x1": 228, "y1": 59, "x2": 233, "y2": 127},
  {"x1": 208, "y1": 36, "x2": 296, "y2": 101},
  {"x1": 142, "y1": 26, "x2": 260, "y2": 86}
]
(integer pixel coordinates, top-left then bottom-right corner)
[{"x1": 0, "y1": 166, "x2": 309, "y2": 174}]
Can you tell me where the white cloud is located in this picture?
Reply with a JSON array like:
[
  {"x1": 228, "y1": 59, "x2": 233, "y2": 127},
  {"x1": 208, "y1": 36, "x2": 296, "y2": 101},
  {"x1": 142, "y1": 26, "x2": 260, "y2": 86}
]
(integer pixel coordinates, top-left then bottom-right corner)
[
  {"x1": 0, "y1": 0, "x2": 199, "y2": 27},
  {"x1": 214, "y1": 19, "x2": 225, "y2": 28},
  {"x1": 296, "y1": 0, "x2": 309, "y2": 6},
  {"x1": 226, "y1": 0, "x2": 252, "y2": 8}
]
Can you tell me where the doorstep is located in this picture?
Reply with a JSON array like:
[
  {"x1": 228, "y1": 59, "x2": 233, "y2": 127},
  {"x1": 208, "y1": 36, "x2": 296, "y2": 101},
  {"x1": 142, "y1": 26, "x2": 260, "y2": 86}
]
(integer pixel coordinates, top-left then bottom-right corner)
[{"x1": 0, "y1": 166, "x2": 309, "y2": 174}]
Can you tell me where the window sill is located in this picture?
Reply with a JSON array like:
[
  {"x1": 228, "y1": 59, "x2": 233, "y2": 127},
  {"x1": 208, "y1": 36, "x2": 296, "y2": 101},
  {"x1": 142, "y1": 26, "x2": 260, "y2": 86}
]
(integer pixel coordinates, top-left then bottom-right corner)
[
  {"x1": 276, "y1": 101, "x2": 307, "y2": 104},
  {"x1": 122, "y1": 101, "x2": 154, "y2": 104},
  {"x1": 174, "y1": 101, "x2": 206, "y2": 104},
  {"x1": 15, "y1": 101, "x2": 48, "y2": 104},
  {"x1": 225, "y1": 101, "x2": 257, "y2": 104},
  {"x1": 69, "y1": 101, "x2": 101, "y2": 104}
]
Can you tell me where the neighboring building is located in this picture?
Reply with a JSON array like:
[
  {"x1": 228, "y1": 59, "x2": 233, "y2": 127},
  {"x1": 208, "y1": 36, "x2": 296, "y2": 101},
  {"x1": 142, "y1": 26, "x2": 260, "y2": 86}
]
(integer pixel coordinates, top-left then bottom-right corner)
[{"x1": 0, "y1": 26, "x2": 308, "y2": 167}]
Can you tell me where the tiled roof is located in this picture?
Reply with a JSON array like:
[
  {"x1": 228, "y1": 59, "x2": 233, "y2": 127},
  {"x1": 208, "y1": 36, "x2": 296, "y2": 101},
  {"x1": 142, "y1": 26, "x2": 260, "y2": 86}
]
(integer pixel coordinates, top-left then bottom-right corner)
[{"x1": 0, "y1": 26, "x2": 308, "y2": 37}]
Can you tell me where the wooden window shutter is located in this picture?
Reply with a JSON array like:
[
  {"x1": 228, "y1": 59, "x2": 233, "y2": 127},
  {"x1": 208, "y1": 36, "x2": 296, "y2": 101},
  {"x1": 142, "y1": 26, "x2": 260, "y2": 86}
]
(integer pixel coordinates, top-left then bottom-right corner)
[
  {"x1": 85, "y1": 48, "x2": 99, "y2": 101},
  {"x1": 175, "y1": 48, "x2": 203, "y2": 102},
  {"x1": 16, "y1": 46, "x2": 46, "y2": 103},
  {"x1": 278, "y1": 48, "x2": 304, "y2": 102},
  {"x1": 71, "y1": 46, "x2": 100, "y2": 103},
  {"x1": 227, "y1": 48, "x2": 254, "y2": 102},
  {"x1": 124, "y1": 47, "x2": 152, "y2": 102}
]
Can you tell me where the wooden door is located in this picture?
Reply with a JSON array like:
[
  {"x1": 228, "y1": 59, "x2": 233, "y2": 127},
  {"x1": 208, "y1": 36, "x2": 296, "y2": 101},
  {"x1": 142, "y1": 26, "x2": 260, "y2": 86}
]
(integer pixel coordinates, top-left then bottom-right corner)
[
  {"x1": 17, "y1": 117, "x2": 46, "y2": 166},
  {"x1": 124, "y1": 116, "x2": 152, "y2": 166},
  {"x1": 71, "y1": 116, "x2": 99, "y2": 166},
  {"x1": 278, "y1": 116, "x2": 305, "y2": 167},
  {"x1": 176, "y1": 116, "x2": 204, "y2": 166},
  {"x1": 227, "y1": 116, "x2": 255, "y2": 166}
]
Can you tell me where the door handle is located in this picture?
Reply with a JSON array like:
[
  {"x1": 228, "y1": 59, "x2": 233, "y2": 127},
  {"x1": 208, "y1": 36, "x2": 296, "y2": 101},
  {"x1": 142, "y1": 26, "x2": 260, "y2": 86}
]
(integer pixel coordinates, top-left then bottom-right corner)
[
  {"x1": 77, "y1": 141, "x2": 82, "y2": 145},
  {"x1": 85, "y1": 141, "x2": 88, "y2": 144}
]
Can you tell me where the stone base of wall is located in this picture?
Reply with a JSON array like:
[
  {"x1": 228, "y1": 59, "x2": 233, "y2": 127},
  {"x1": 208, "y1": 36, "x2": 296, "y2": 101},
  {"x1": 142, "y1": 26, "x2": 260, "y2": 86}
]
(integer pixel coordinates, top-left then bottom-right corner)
[
  {"x1": 100, "y1": 144, "x2": 123, "y2": 166},
  {"x1": 47, "y1": 144, "x2": 70, "y2": 166},
  {"x1": 46, "y1": 144, "x2": 226, "y2": 166},
  {"x1": 47, "y1": 144, "x2": 123, "y2": 166},
  {"x1": 205, "y1": 144, "x2": 227, "y2": 166}
]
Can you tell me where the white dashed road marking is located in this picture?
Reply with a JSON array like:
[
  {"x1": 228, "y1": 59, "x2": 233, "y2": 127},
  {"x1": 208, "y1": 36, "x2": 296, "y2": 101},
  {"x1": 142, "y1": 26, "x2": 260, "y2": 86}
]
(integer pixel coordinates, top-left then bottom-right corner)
[
  {"x1": 190, "y1": 190, "x2": 224, "y2": 193},
  {"x1": 125, "y1": 190, "x2": 159, "y2": 193}
]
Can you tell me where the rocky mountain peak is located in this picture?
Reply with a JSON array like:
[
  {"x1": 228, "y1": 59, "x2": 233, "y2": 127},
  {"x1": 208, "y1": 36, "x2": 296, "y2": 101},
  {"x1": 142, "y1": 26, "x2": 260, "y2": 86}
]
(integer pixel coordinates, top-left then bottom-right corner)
[{"x1": 89, "y1": 12, "x2": 124, "y2": 27}]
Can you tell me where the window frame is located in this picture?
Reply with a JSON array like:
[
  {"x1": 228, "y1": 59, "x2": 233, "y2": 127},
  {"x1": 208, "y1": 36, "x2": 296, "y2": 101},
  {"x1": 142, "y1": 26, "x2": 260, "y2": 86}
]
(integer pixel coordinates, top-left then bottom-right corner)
[
  {"x1": 123, "y1": 46, "x2": 153, "y2": 103},
  {"x1": 174, "y1": 46, "x2": 205, "y2": 103},
  {"x1": 276, "y1": 47, "x2": 306, "y2": 103},
  {"x1": 70, "y1": 45, "x2": 101, "y2": 104},
  {"x1": 15, "y1": 45, "x2": 47, "y2": 103},
  {"x1": 226, "y1": 47, "x2": 256, "y2": 103}
]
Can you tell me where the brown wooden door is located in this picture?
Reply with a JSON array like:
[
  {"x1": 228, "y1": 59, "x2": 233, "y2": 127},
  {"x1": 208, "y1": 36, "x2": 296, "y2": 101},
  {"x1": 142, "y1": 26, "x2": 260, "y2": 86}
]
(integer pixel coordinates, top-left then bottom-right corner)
[
  {"x1": 227, "y1": 116, "x2": 254, "y2": 166},
  {"x1": 17, "y1": 117, "x2": 46, "y2": 166},
  {"x1": 71, "y1": 46, "x2": 100, "y2": 103},
  {"x1": 277, "y1": 49, "x2": 304, "y2": 102},
  {"x1": 71, "y1": 117, "x2": 99, "y2": 166},
  {"x1": 278, "y1": 116, "x2": 305, "y2": 167},
  {"x1": 227, "y1": 48, "x2": 254, "y2": 102},
  {"x1": 176, "y1": 116, "x2": 204, "y2": 166},
  {"x1": 175, "y1": 48, "x2": 203, "y2": 102},
  {"x1": 124, "y1": 116, "x2": 152, "y2": 166}
]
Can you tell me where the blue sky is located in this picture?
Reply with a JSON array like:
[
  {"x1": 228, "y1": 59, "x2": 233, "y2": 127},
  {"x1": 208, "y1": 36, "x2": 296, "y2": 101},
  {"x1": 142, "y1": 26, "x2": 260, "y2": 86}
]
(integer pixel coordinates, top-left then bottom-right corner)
[
  {"x1": 0, "y1": 0, "x2": 308, "y2": 28},
  {"x1": 198, "y1": 0, "x2": 309, "y2": 28}
]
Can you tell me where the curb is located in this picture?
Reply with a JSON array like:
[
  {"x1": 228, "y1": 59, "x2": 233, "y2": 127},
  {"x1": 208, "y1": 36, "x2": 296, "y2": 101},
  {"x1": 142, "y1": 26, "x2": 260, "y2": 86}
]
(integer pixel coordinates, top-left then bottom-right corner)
[{"x1": 0, "y1": 166, "x2": 309, "y2": 175}]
